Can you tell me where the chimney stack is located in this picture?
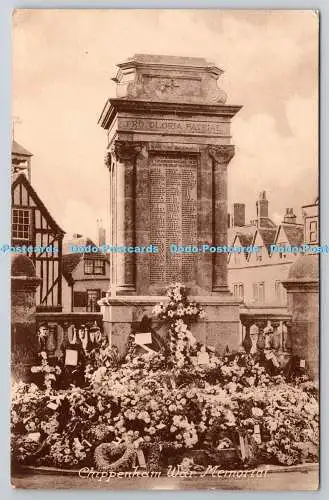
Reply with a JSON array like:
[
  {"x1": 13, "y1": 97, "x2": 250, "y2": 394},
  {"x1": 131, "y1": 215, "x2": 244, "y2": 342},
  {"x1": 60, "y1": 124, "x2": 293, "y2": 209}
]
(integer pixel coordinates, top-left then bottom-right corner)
[
  {"x1": 256, "y1": 191, "x2": 269, "y2": 226},
  {"x1": 283, "y1": 208, "x2": 297, "y2": 224},
  {"x1": 97, "y1": 219, "x2": 106, "y2": 246},
  {"x1": 233, "y1": 203, "x2": 245, "y2": 227}
]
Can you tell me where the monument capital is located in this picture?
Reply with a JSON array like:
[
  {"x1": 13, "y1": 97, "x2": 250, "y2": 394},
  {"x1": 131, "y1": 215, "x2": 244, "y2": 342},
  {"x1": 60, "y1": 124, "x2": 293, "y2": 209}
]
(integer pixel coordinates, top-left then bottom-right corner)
[
  {"x1": 107, "y1": 141, "x2": 146, "y2": 165},
  {"x1": 208, "y1": 145, "x2": 235, "y2": 165},
  {"x1": 104, "y1": 150, "x2": 112, "y2": 169}
]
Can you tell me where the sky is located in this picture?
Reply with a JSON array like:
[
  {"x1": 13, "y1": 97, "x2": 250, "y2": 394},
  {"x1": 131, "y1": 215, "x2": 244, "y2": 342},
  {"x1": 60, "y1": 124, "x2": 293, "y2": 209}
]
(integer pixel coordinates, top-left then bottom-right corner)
[{"x1": 12, "y1": 9, "x2": 319, "y2": 242}]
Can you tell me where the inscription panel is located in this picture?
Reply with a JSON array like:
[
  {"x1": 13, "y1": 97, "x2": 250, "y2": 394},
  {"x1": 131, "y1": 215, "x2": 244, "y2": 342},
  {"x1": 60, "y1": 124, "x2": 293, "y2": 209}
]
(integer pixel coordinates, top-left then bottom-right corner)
[
  {"x1": 143, "y1": 75, "x2": 201, "y2": 98},
  {"x1": 150, "y1": 154, "x2": 198, "y2": 284},
  {"x1": 119, "y1": 117, "x2": 228, "y2": 137}
]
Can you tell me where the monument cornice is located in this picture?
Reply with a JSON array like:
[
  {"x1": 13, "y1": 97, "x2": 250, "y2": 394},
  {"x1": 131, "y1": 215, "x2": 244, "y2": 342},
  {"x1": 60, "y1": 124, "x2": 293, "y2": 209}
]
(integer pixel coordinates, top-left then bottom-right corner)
[
  {"x1": 98, "y1": 98, "x2": 242, "y2": 130},
  {"x1": 116, "y1": 54, "x2": 224, "y2": 75}
]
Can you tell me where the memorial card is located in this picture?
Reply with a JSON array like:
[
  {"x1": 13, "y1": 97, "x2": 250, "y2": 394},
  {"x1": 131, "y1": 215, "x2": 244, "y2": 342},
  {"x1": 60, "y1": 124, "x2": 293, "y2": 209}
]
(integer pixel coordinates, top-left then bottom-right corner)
[
  {"x1": 134, "y1": 332, "x2": 153, "y2": 345},
  {"x1": 11, "y1": 10, "x2": 319, "y2": 491},
  {"x1": 64, "y1": 349, "x2": 78, "y2": 367}
]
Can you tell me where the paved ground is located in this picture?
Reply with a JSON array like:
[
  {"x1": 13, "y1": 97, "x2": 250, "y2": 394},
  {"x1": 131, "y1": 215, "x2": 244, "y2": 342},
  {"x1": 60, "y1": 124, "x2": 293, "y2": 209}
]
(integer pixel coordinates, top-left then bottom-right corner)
[{"x1": 11, "y1": 467, "x2": 319, "y2": 491}]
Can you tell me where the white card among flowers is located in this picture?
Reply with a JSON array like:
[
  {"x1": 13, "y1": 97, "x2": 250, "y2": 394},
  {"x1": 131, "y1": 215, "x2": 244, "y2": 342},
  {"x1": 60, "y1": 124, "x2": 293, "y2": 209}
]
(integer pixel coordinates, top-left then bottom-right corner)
[
  {"x1": 64, "y1": 349, "x2": 78, "y2": 366},
  {"x1": 134, "y1": 332, "x2": 152, "y2": 346}
]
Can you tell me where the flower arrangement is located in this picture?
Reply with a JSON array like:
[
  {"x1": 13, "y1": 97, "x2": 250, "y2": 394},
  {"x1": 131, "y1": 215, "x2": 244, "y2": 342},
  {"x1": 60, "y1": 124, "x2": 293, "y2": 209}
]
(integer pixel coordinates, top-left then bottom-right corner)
[
  {"x1": 11, "y1": 352, "x2": 319, "y2": 469},
  {"x1": 11, "y1": 284, "x2": 319, "y2": 471},
  {"x1": 30, "y1": 357, "x2": 62, "y2": 391},
  {"x1": 152, "y1": 283, "x2": 205, "y2": 368}
]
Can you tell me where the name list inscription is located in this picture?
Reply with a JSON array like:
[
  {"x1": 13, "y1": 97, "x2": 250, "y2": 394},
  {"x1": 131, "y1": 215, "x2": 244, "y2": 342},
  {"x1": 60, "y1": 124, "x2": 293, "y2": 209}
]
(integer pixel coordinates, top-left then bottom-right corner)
[
  {"x1": 119, "y1": 118, "x2": 227, "y2": 136},
  {"x1": 150, "y1": 154, "x2": 198, "y2": 284}
]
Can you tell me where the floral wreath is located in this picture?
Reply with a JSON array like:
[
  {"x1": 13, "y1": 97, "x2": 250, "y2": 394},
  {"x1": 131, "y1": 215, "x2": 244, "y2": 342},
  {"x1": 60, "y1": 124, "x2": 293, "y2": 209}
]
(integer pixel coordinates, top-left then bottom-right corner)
[{"x1": 94, "y1": 438, "x2": 143, "y2": 471}]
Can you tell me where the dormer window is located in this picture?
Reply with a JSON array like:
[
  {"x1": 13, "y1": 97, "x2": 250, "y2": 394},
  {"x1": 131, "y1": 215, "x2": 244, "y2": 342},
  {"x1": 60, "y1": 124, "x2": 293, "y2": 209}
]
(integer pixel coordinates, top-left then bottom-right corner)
[
  {"x1": 256, "y1": 246, "x2": 262, "y2": 262},
  {"x1": 84, "y1": 258, "x2": 105, "y2": 275},
  {"x1": 12, "y1": 208, "x2": 30, "y2": 240},
  {"x1": 278, "y1": 242, "x2": 287, "y2": 259}
]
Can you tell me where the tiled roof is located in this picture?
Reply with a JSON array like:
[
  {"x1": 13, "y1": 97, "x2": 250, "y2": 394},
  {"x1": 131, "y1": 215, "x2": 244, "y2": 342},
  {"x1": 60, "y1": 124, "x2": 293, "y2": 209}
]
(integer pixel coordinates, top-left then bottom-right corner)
[
  {"x1": 62, "y1": 254, "x2": 82, "y2": 282},
  {"x1": 12, "y1": 140, "x2": 33, "y2": 157},
  {"x1": 236, "y1": 233, "x2": 254, "y2": 247},
  {"x1": 282, "y1": 224, "x2": 304, "y2": 247},
  {"x1": 259, "y1": 218, "x2": 277, "y2": 229},
  {"x1": 258, "y1": 228, "x2": 277, "y2": 250}
]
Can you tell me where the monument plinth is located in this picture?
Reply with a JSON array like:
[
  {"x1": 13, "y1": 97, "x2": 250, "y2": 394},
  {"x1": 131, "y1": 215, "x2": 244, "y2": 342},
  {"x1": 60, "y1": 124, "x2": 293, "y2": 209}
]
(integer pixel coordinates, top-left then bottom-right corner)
[{"x1": 98, "y1": 54, "x2": 242, "y2": 352}]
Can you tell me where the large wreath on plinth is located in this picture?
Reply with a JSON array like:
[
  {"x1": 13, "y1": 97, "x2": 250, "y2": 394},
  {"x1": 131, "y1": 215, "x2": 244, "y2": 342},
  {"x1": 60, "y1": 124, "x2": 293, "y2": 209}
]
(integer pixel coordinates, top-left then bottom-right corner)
[
  {"x1": 94, "y1": 441, "x2": 138, "y2": 471},
  {"x1": 94, "y1": 438, "x2": 172, "y2": 472}
]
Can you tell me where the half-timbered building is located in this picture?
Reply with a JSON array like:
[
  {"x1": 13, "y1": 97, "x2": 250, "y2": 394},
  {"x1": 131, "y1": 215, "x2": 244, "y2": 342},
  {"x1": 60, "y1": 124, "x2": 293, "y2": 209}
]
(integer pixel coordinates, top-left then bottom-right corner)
[{"x1": 11, "y1": 141, "x2": 65, "y2": 312}]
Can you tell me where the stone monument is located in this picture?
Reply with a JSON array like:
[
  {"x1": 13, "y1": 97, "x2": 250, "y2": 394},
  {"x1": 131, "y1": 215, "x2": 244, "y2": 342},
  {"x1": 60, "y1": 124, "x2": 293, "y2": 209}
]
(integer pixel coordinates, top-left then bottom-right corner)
[{"x1": 98, "y1": 54, "x2": 242, "y2": 353}]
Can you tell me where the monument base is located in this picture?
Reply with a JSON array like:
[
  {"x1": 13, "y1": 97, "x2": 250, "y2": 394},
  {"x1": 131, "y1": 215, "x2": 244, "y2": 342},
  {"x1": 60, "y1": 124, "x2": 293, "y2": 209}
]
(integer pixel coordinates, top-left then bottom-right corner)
[{"x1": 100, "y1": 295, "x2": 242, "y2": 355}]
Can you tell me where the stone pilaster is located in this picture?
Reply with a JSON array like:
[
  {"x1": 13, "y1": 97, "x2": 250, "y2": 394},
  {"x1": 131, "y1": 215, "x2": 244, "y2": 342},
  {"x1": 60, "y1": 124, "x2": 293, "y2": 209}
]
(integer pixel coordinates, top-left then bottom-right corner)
[
  {"x1": 104, "y1": 148, "x2": 115, "y2": 290},
  {"x1": 134, "y1": 144, "x2": 150, "y2": 295},
  {"x1": 196, "y1": 147, "x2": 213, "y2": 293},
  {"x1": 208, "y1": 145, "x2": 235, "y2": 293},
  {"x1": 109, "y1": 141, "x2": 145, "y2": 295}
]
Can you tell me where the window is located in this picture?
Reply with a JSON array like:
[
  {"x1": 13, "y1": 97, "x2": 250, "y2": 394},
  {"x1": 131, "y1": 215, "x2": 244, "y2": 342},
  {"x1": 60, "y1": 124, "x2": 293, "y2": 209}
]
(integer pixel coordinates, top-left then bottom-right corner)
[
  {"x1": 275, "y1": 281, "x2": 282, "y2": 301},
  {"x1": 309, "y1": 221, "x2": 318, "y2": 243},
  {"x1": 259, "y1": 282, "x2": 265, "y2": 302},
  {"x1": 275, "y1": 281, "x2": 280, "y2": 299},
  {"x1": 84, "y1": 260, "x2": 94, "y2": 275},
  {"x1": 84, "y1": 258, "x2": 105, "y2": 275},
  {"x1": 12, "y1": 208, "x2": 30, "y2": 240},
  {"x1": 275, "y1": 281, "x2": 287, "y2": 305},
  {"x1": 252, "y1": 283, "x2": 258, "y2": 300},
  {"x1": 253, "y1": 282, "x2": 265, "y2": 302},
  {"x1": 233, "y1": 283, "x2": 244, "y2": 298},
  {"x1": 94, "y1": 259, "x2": 105, "y2": 275},
  {"x1": 278, "y1": 242, "x2": 287, "y2": 259},
  {"x1": 256, "y1": 247, "x2": 262, "y2": 262},
  {"x1": 87, "y1": 289, "x2": 101, "y2": 312}
]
